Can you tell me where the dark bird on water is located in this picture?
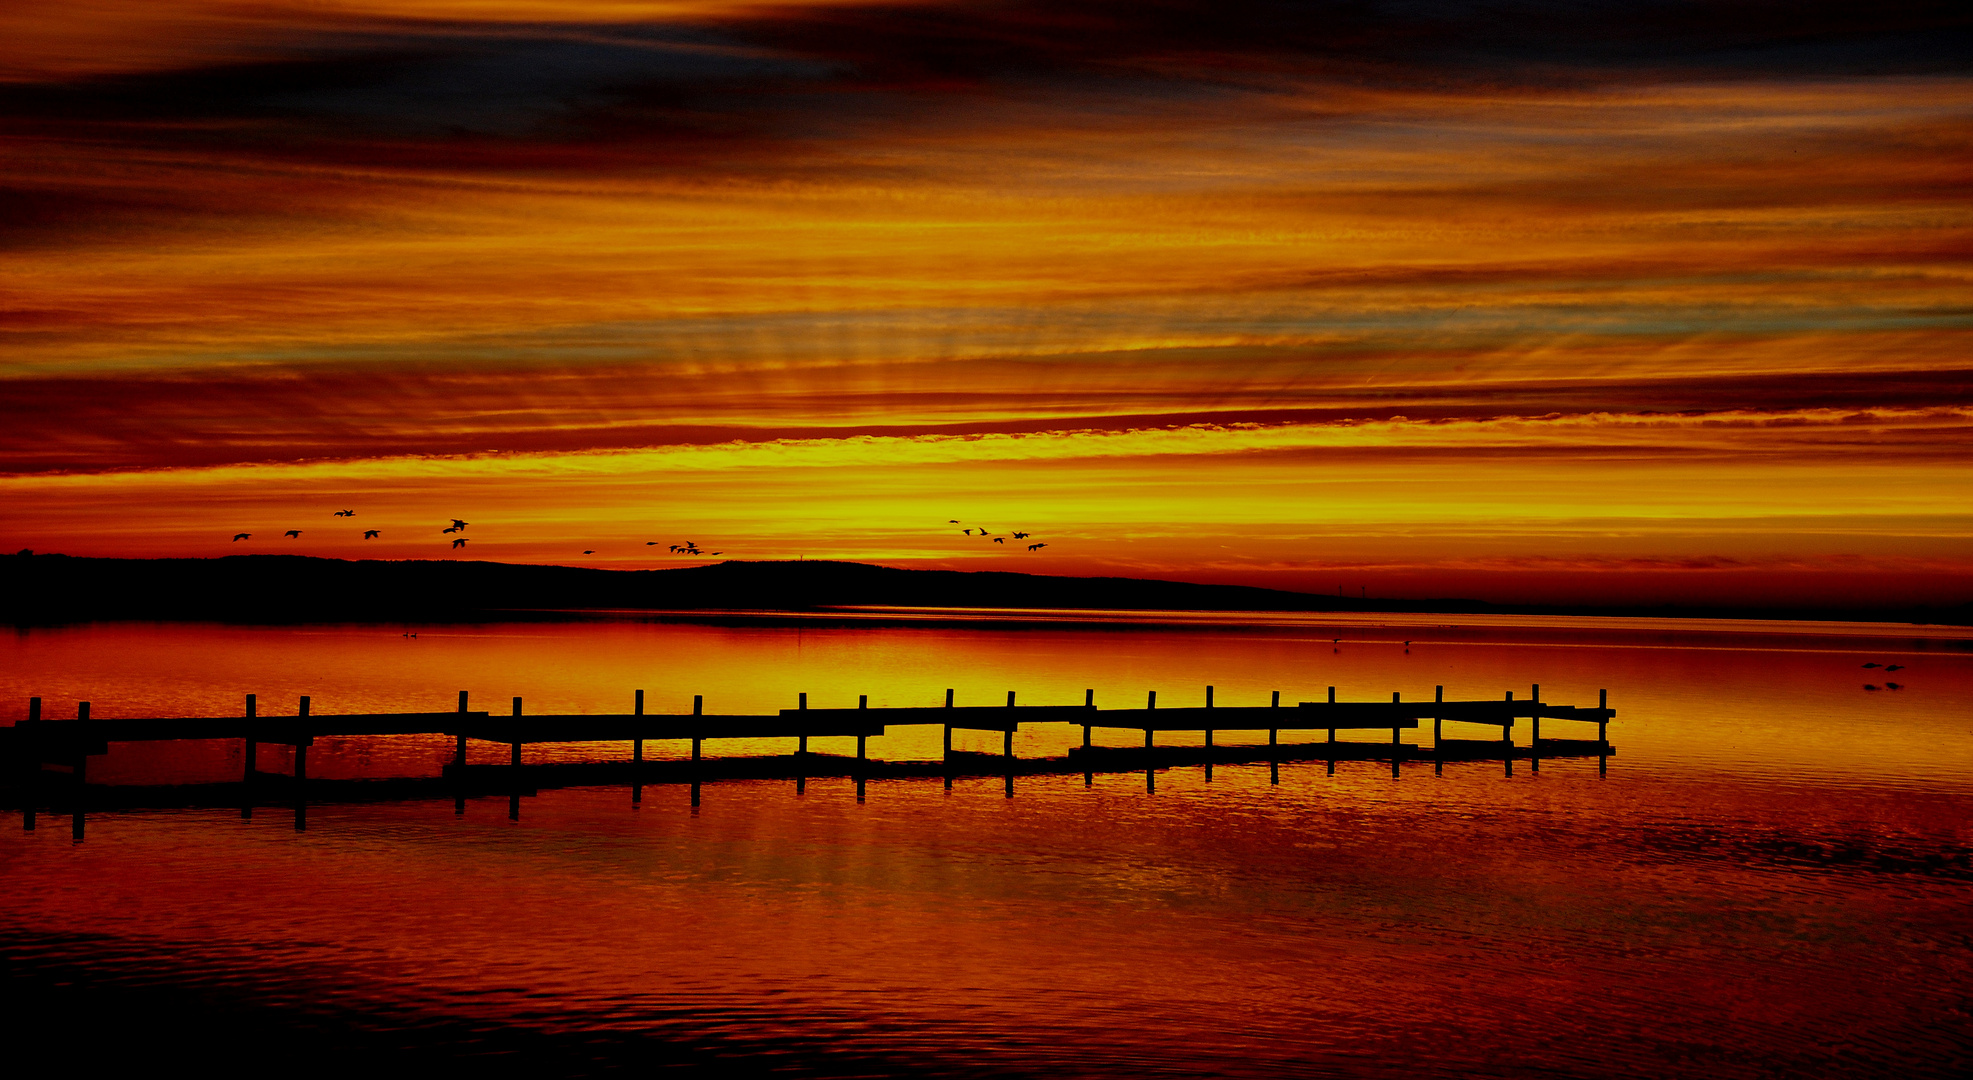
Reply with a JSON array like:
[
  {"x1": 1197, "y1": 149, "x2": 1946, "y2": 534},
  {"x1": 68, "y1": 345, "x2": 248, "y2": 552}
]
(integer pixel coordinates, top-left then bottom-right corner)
[
  {"x1": 710, "y1": 551, "x2": 722, "y2": 556},
  {"x1": 1885, "y1": 682, "x2": 1904, "y2": 690},
  {"x1": 333, "y1": 510, "x2": 354, "y2": 517},
  {"x1": 452, "y1": 537, "x2": 467, "y2": 549},
  {"x1": 232, "y1": 533, "x2": 250, "y2": 541},
  {"x1": 583, "y1": 550, "x2": 594, "y2": 555},
  {"x1": 1863, "y1": 684, "x2": 1880, "y2": 691},
  {"x1": 647, "y1": 541, "x2": 658, "y2": 545},
  {"x1": 284, "y1": 530, "x2": 301, "y2": 538},
  {"x1": 1885, "y1": 664, "x2": 1904, "y2": 671},
  {"x1": 1862, "y1": 662, "x2": 1881, "y2": 668},
  {"x1": 948, "y1": 519, "x2": 959, "y2": 523},
  {"x1": 363, "y1": 530, "x2": 380, "y2": 539}
]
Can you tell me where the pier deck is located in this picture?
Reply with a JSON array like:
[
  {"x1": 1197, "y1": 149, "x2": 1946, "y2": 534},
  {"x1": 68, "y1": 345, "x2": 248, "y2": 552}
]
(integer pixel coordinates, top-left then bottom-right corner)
[{"x1": 3, "y1": 684, "x2": 1614, "y2": 835}]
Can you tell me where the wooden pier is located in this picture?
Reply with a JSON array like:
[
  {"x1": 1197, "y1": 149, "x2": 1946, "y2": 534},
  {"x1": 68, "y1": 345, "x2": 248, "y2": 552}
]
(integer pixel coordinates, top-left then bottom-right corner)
[{"x1": 2, "y1": 684, "x2": 1613, "y2": 835}]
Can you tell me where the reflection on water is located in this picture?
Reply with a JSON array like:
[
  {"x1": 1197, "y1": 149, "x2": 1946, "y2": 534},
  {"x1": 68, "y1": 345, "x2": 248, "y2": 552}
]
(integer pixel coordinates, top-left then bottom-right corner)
[{"x1": 3, "y1": 614, "x2": 1970, "y2": 1077}]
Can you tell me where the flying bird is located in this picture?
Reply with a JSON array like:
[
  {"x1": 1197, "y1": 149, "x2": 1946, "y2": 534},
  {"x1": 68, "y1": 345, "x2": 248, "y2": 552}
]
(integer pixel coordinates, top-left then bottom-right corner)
[
  {"x1": 232, "y1": 533, "x2": 250, "y2": 541},
  {"x1": 583, "y1": 549, "x2": 594, "y2": 555},
  {"x1": 451, "y1": 519, "x2": 468, "y2": 530},
  {"x1": 1012, "y1": 531, "x2": 1029, "y2": 539},
  {"x1": 647, "y1": 541, "x2": 659, "y2": 546},
  {"x1": 284, "y1": 530, "x2": 301, "y2": 538},
  {"x1": 333, "y1": 510, "x2": 354, "y2": 517},
  {"x1": 452, "y1": 538, "x2": 468, "y2": 549},
  {"x1": 1027, "y1": 542, "x2": 1046, "y2": 551},
  {"x1": 993, "y1": 536, "x2": 1005, "y2": 544},
  {"x1": 363, "y1": 530, "x2": 380, "y2": 539},
  {"x1": 442, "y1": 526, "x2": 457, "y2": 534},
  {"x1": 963, "y1": 528, "x2": 975, "y2": 536}
]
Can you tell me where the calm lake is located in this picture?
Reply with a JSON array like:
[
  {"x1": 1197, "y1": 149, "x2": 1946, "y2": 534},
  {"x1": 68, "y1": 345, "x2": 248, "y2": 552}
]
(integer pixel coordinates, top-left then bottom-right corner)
[{"x1": 3, "y1": 613, "x2": 1970, "y2": 1078}]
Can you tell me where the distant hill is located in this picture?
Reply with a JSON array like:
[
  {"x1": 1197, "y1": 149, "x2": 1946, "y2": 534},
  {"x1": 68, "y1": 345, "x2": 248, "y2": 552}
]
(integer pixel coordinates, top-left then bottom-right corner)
[
  {"x1": 2, "y1": 553, "x2": 1966, "y2": 626},
  {"x1": 0, "y1": 553, "x2": 1390, "y2": 622}
]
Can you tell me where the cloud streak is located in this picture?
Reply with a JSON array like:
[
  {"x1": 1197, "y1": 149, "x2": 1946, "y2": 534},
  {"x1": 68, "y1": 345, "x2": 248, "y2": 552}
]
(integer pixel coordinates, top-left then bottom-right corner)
[{"x1": 1, "y1": 2, "x2": 1968, "y2": 603}]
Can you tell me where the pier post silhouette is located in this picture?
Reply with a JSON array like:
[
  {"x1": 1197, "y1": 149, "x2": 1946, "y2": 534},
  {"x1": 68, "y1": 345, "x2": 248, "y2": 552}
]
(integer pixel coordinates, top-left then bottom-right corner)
[
  {"x1": 508, "y1": 696, "x2": 522, "y2": 820},
  {"x1": 1531, "y1": 684, "x2": 1542, "y2": 771},
  {"x1": 71, "y1": 700, "x2": 89, "y2": 841},
  {"x1": 1503, "y1": 691, "x2": 1514, "y2": 776},
  {"x1": 943, "y1": 688, "x2": 955, "y2": 790},
  {"x1": 1390, "y1": 692, "x2": 1402, "y2": 778},
  {"x1": 241, "y1": 693, "x2": 256, "y2": 818},
  {"x1": 692, "y1": 694, "x2": 704, "y2": 807},
  {"x1": 21, "y1": 696, "x2": 39, "y2": 830},
  {"x1": 796, "y1": 692, "x2": 807, "y2": 796},
  {"x1": 1003, "y1": 691, "x2": 1015, "y2": 799},
  {"x1": 857, "y1": 695, "x2": 868, "y2": 802},
  {"x1": 1269, "y1": 690, "x2": 1280, "y2": 785},
  {"x1": 1599, "y1": 689, "x2": 1609, "y2": 776},
  {"x1": 632, "y1": 689, "x2": 644, "y2": 805},
  {"x1": 1326, "y1": 687, "x2": 1337, "y2": 775},
  {"x1": 453, "y1": 690, "x2": 468, "y2": 815},
  {"x1": 1083, "y1": 688, "x2": 1094, "y2": 787},
  {"x1": 1144, "y1": 689, "x2": 1156, "y2": 793},
  {"x1": 294, "y1": 695, "x2": 309, "y2": 831},
  {"x1": 1203, "y1": 685, "x2": 1214, "y2": 782},
  {"x1": 1434, "y1": 685, "x2": 1444, "y2": 775}
]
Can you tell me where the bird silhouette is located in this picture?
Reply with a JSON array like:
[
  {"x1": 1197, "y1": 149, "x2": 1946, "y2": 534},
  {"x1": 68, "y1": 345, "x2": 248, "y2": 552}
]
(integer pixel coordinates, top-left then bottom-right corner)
[
  {"x1": 1885, "y1": 681, "x2": 1904, "y2": 690},
  {"x1": 1885, "y1": 664, "x2": 1904, "y2": 671},
  {"x1": 993, "y1": 536, "x2": 1005, "y2": 544},
  {"x1": 284, "y1": 530, "x2": 301, "y2": 538},
  {"x1": 1862, "y1": 662, "x2": 1881, "y2": 669},
  {"x1": 1027, "y1": 542, "x2": 1046, "y2": 551},
  {"x1": 1012, "y1": 531, "x2": 1029, "y2": 539},
  {"x1": 646, "y1": 541, "x2": 658, "y2": 545},
  {"x1": 1863, "y1": 684, "x2": 1881, "y2": 691},
  {"x1": 442, "y1": 526, "x2": 457, "y2": 534},
  {"x1": 710, "y1": 551, "x2": 722, "y2": 556},
  {"x1": 583, "y1": 549, "x2": 594, "y2": 554},
  {"x1": 963, "y1": 528, "x2": 975, "y2": 536},
  {"x1": 333, "y1": 510, "x2": 354, "y2": 517},
  {"x1": 452, "y1": 537, "x2": 467, "y2": 549},
  {"x1": 232, "y1": 533, "x2": 250, "y2": 541},
  {"x1": 451, "y1": 519, "x2": 468, "y2": 530},
  {"x1": 948, "y1": 519, "x2": 960, "y2": 523},
  {"x1": 363, "y1": 530, "x2": 380, "y2": 539}
]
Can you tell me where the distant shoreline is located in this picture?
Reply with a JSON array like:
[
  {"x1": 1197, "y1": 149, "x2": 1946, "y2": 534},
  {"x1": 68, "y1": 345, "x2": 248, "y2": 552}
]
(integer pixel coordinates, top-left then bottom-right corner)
[{"x1": 4, "y1": 552, "x2": 1968, "y2": 628}]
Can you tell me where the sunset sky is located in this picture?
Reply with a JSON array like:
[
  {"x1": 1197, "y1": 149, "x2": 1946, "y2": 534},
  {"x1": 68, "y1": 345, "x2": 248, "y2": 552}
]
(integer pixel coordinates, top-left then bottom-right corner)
[{"x1": 3, "y1": 1, "x2": 1969, "y2": 606}]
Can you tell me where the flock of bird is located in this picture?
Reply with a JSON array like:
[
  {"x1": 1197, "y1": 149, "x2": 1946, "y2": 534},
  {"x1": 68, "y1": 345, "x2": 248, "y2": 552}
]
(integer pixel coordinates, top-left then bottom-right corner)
[
  {"x1": 230, "y1": 512, "x2": 724, "y2": 559},
  {"x1": 230, "y1": 514, "x2": 468, "y2": 547},
  {"x1": 949, "y1": 520, "x2": 1048, "y2": 551},
  {"x1": 1861, "y1": 661, "x2": 1907, "y2": 691}
]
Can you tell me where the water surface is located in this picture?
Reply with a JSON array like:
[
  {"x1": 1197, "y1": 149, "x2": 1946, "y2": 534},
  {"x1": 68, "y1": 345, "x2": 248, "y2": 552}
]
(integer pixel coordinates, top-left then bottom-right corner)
[{"x1": 3, "y1": 614, "x2": 1969, "y2": 1077}]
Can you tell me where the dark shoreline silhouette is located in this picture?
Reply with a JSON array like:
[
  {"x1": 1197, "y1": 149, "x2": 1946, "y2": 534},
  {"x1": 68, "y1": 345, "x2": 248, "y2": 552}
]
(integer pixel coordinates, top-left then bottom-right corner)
[{"x1": 2, "y1": 552, "x2": 1968, "y2": 627}]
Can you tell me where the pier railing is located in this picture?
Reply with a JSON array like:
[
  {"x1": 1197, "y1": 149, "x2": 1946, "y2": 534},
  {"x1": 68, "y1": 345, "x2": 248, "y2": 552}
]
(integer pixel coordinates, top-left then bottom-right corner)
[{"x1": 4, "y1": 684, "x2": 1613, "y2": 836}]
